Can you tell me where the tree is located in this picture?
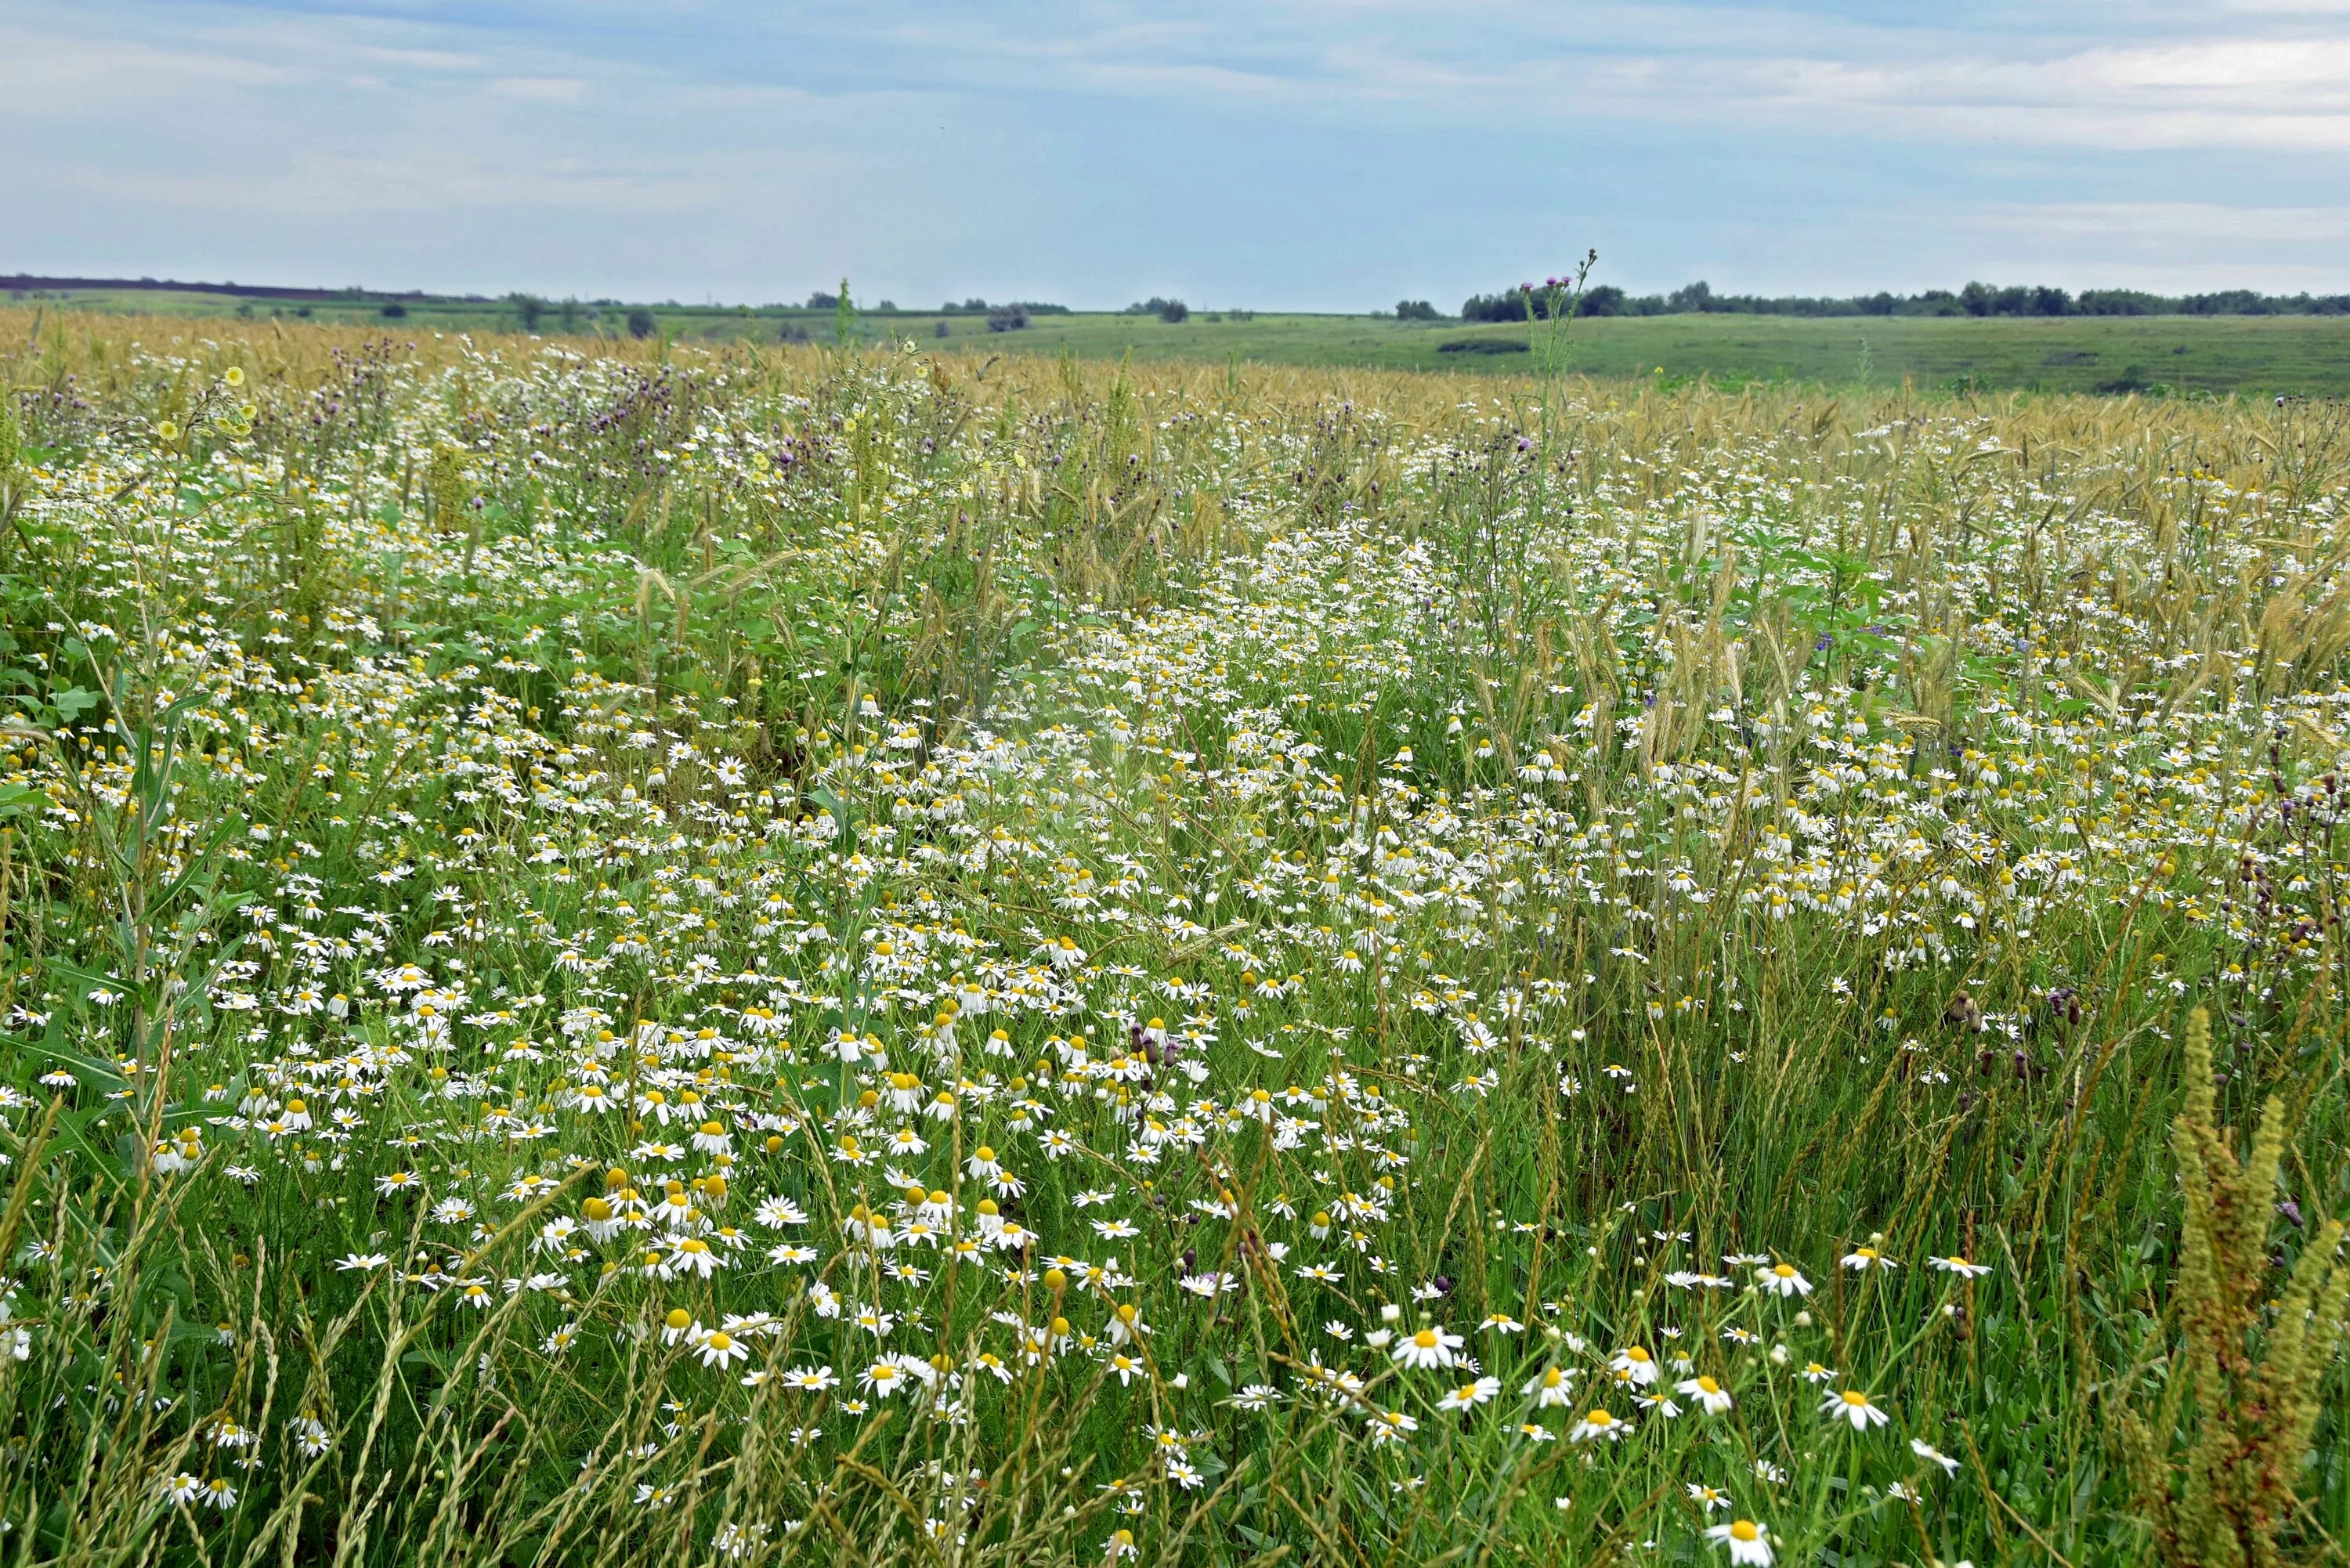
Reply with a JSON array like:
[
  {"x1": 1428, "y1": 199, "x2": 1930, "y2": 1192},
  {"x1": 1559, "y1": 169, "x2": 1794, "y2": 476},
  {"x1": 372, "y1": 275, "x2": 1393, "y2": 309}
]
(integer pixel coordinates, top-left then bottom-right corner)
[
  {"x1": 986, "y1": 305, "x2": 1029, "y2": 333},
  {"x1": 508, "y1": 292, "x2": 546, "y2": 333},
  {"x1": 626, "y1": 308, "x2": 656, "y2": 340},
  {"x1": 935, "y1": 320, "x2": 951, "y2": 338},
  {"x1": 1395, "y1": 299, "x2": 1439, "y2": 320},
  {"x1": 1158, "y1": 299, "x2": 1189, "y2": 323}
]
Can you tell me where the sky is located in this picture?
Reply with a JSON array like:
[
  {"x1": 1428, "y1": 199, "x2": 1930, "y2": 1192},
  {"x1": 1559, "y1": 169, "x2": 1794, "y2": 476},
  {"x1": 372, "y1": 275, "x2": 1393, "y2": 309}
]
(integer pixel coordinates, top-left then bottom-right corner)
[{"x1": 5, "y1": 1, "x2": 2350, "y2": 311}]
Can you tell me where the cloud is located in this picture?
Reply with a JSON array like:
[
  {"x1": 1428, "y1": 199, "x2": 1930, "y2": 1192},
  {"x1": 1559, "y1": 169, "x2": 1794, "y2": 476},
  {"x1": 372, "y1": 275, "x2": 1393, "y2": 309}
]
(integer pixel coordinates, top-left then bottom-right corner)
[
  {"x1": 489, "y1": 75, "x2": 589, "y2": 103},
  {"x1": 355, "y1": 46, "x2": 489, "y2": 72},
  {"x1": 4, "y1": 0, "x2": 2347, "y2": 305},
  {"x1": 1979, "y1": 201, "x2": 2350, "y2": 245},
  {"x1": 0, "y1": 22, "x2": 290, "y2": 112}
]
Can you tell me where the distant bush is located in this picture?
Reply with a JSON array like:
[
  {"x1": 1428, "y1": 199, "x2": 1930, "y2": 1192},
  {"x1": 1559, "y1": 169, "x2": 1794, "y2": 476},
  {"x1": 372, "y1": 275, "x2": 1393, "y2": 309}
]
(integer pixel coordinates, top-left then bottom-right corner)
[
  {"x1": 987, "y1": 305, "x2": 1029, "y2": 333},
  {"x1": 934, "y1": 320, "x2": 950, "y2": 338},
  {"x1": 626, "y1": 308, "x2": 656, "y2": 339},
  {"x1": 1124, "y1": 298, "x2": 1189, "y2": 322},
  {"x1": 1450, "y1": 275, "x2": 2350, "y2": 320},
  {"x1": 380, "y1": 303, "x2": 407, "y2": 319},
  {"x1": 1395, "y1": 300, "x2": 1441, "y2": 320}
]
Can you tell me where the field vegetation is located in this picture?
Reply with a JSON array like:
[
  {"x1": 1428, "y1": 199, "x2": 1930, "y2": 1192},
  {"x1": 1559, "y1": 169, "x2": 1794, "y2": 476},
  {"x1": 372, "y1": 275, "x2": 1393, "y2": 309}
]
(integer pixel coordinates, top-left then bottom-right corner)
[
  {"x1": 0, "y1": 309, "x2": 2346, "y2": 1566},
  {"x1": 14, "y1": 287, "x2": 2350, "y2": 396}
]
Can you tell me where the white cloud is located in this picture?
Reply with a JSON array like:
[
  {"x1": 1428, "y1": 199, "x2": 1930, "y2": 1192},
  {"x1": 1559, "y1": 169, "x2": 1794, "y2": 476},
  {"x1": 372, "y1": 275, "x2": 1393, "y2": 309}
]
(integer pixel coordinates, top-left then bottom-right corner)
[
  {"x1": 0, "y1": 23, "x2": 289, "y2": 112},
  {"x1": 354, "y1": 46, "x2": 490, "y2": 72},
  {"x1": 489, "y1": 76, "x2": 590, "y2": 104},
  {"x1": 5, "y1": 0, "x2": 2347, "y2": 305}
]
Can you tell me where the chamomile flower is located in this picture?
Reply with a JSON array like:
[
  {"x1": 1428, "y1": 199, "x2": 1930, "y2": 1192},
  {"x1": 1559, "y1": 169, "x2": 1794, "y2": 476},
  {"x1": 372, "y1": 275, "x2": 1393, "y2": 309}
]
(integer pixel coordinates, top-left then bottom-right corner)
[
  {"x1": 1567, "y1": 1408, "x2": 1625, "y2": 1443},
  {"x1": 1703, "y1": 1519, "x2": 1773, "y2": 1566},
  {"x1": 1676, "y1": 1373, "x2": 1734, "y2": 1414},
  {"x1": 1436, "y1": 1376, "x2": 1499, "y2": 1411},
  {"x1": 1821, "y1": 1388, "x2": 1889, "y2": 1431},
  {"x1": 1390, "y1": 1324, "x2": 1462, "y2": 1371}
]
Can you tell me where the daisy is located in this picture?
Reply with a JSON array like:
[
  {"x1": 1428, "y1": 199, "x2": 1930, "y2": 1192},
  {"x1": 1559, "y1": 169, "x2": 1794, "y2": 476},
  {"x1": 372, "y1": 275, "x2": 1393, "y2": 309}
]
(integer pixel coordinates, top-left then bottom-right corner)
[
  {"x1": 860, "y1": 1359, "x2": 910, "y2": 1398},
  {"x1": 1676, "y1": 1374, "x2": 1734, "y2": 1414},
  {"x1": 1567, "y1": 1408, "x2": 1625, "y2": 1443},
  {"x1": 1821, "y1": 1388, "x2": 1889, "y2": 1432},
  {"x1": 1522, "y1": 1364, "x2": 1576, "y2": 1407},
  {"x1": 1839, "y1": 1246, "x2": 1896, "y2": 1271},
  {"x1": 1437, "y1": 1376, "x2": 1499, "y2": 1411},
  {"x1": 1910, "y1": 1438, "x2": 1960, "y2": 1475},
  {"x1": 1390, "y1": 1324, "x2": 1462, "y2": 1371},
  {"x1": 1608, "y1": 1346, "x2": 1659, "y2": 1386},
  {"x1": 1931, "y1": 1255, "x2": 1991, "y2": 1278},
  {"x1": 1758, "y1": 1263, "x2": 1811, "y2": 1299},
  {"x1": 1703, "y1": 1519, "x2": 1773, "y2": 1566},
  {"x1": 690, "y1": 1327, "x2": 749, "y2": 1369}
]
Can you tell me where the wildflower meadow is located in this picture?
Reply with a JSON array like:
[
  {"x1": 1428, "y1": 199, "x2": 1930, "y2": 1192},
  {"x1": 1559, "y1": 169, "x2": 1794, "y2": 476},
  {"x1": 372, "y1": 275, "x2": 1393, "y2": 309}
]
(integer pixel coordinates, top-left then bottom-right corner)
[{"x1": 0, "y1": 309, "x2": 2344, "y2": 1566}]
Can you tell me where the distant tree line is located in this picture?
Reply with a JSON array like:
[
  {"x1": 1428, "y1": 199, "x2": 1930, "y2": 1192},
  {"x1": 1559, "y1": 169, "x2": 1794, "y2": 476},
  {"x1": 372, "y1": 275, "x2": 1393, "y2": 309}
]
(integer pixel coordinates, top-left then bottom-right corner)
[
  {"x1": 931, "y1": 298, "x2": 1072, "y2": 316},
  {"x1": 1456, "y1": 280, "x2": 2350, "y2": 322},
  {"x1": 1123, "y1": 298, "x2": 1191, "y2": 323}
]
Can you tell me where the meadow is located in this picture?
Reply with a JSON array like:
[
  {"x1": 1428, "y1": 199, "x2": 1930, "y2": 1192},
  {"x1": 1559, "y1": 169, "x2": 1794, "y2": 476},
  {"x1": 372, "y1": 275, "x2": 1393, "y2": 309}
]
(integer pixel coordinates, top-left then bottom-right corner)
[
  {"x1": 19, "y1": 286, "x2": 2350, "y2": 396},
  {"x1": 0, "y1": 308, "x2": 2345, "y2": 1567}
]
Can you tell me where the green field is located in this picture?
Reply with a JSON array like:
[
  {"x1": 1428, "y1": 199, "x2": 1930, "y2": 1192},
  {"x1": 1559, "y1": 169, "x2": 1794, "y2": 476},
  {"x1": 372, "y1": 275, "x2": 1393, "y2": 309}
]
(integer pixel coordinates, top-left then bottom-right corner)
[
  {"x1": 17, "y1": 283, "x2": 2350, "y2": 395},
  {"x1": 1, "y1": 313, "x2": 2346, "y2": 1567},
  {"x1": 950, "y1": 310, "x2": 2350, "y2": 396}
]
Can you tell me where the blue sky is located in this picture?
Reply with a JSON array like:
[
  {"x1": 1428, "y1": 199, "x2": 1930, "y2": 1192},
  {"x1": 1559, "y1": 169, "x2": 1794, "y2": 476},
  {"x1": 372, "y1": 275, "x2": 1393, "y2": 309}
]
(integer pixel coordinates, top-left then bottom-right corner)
[{"x1": 6, "y1": 1, "x2": 2349, "y2": 310}]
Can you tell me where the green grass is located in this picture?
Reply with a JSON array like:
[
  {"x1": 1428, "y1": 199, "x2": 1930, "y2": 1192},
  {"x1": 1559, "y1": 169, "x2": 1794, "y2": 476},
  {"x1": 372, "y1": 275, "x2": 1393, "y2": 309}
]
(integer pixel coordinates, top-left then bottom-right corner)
[
  {"x1": 0, "y1": 315, "x2": 2344, "y2": 1567},
  {"x1": 19, "y1": 285, "x2": 2350, "y2": 395}
]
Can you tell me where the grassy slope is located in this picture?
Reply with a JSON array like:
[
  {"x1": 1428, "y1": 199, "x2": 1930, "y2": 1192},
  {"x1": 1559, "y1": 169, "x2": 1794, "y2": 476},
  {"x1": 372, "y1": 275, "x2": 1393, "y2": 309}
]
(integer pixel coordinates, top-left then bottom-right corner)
[{"x1": 16, "y1": 288, "x2": 2350, "y2": 394}]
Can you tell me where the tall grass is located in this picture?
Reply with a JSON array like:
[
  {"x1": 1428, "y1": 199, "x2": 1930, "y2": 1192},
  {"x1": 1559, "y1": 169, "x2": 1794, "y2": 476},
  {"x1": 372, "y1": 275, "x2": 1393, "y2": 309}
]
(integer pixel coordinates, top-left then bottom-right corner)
[{"x1": 0, "y1": 308, "x2": 2345, "y2": 1566}]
